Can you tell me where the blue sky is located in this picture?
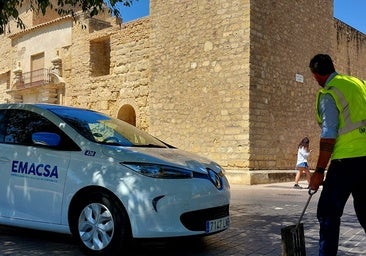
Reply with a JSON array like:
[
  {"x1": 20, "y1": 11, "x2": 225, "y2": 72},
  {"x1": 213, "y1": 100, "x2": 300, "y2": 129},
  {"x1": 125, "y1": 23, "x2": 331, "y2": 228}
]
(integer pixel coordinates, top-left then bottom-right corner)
[
  {"x1": 116, "y1": 0, "x2": 149, "y2": 23},
  {"x1": 117, "y1": 1, "x2": 366, "y2": 34},
  {"x1": 334, "y1": 0, "x2": 366, "y2": 34}
]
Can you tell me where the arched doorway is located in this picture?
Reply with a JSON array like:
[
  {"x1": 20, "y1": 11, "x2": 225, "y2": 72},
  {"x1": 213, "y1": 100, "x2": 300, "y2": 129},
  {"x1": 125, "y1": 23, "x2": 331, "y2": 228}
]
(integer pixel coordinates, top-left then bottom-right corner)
[{"x1": 117, "y1": 104, "x2": 136, "y2": 126}]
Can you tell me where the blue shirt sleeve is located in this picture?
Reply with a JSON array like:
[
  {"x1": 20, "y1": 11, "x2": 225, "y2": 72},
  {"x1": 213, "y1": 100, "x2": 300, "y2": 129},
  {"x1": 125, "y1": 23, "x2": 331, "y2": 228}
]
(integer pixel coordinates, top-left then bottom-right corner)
[{"x1": 318, "y1": 93, "x2": 339, "y2": 139}]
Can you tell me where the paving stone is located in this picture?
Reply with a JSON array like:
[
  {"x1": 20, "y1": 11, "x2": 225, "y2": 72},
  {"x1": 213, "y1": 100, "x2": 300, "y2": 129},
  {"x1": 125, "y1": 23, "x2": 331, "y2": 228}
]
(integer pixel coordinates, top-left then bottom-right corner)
[{"x1": 0, "y1": 182, "x2": 365, "y2": 255}]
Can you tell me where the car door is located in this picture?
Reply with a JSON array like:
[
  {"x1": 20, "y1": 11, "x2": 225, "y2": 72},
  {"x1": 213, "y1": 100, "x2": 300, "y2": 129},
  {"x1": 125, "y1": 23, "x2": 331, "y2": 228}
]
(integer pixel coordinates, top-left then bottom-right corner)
[{"x1": 0, "y1": 108, "x2": 78, "y2": 224}]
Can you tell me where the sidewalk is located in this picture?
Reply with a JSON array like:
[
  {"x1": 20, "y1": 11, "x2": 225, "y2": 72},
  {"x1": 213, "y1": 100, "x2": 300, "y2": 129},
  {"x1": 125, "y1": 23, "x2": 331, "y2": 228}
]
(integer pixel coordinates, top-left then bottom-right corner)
[{"x1": 227, "y1": 181, "x2": 366, "y2": 255}]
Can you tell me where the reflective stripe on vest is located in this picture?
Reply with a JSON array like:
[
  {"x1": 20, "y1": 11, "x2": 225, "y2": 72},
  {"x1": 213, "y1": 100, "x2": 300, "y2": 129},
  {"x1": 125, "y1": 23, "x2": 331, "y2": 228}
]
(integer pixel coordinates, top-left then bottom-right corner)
[{"x1": 329, "y1": 86, "x2": 366, "y2": 135}]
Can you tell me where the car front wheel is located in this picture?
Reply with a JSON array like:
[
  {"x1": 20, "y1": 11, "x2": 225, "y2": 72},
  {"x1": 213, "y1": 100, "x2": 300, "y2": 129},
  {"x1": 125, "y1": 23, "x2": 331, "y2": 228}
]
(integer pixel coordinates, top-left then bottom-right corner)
[{"x1": 70, "y1": 192, "x2": 131, "y2": 255}]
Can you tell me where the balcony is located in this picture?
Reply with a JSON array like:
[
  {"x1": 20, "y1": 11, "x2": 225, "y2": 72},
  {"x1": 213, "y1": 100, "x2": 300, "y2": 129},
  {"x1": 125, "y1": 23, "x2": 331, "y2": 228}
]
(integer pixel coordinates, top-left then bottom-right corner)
[
  {"x1": 16, "y1": 68, "x2": 50, "y2": 89},
  {"x1": 8, "y1": 67, "x2": 64, "y2": 103}
]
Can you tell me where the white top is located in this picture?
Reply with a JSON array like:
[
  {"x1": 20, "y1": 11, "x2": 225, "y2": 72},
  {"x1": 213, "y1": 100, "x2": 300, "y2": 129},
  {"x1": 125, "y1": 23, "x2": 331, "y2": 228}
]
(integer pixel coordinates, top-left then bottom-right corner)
[{"x1": 296, "y1": 146, "x2": 310, "y2": 165}]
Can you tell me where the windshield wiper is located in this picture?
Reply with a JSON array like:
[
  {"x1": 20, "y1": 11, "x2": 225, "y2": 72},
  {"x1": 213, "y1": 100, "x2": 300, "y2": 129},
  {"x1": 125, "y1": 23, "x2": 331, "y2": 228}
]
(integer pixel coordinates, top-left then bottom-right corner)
[
  {"x1": 132, "y1": 144, "x2": 167, "y2": 148},
  {"x1": 101, "y1": 141, "x2": 126, "y2": 146}
]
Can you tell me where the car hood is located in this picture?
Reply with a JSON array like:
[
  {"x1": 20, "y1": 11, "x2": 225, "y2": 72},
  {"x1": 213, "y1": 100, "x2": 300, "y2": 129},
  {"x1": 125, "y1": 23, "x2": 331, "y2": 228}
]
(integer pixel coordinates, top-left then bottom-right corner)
[{"x1": 102, "y1": 146, "x2": 222, "y2": 174}]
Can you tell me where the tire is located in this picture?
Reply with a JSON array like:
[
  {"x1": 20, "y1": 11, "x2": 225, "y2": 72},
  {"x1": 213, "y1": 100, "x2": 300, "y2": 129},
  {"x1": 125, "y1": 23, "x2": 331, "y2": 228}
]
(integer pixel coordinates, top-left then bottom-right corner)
[{"x1": 70, "y1": 192, "x2": 131, "y2": 255}]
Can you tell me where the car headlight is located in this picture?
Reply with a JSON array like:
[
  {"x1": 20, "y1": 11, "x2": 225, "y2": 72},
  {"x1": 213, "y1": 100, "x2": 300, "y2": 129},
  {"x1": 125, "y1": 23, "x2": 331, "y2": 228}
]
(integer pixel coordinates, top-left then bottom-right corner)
[{"x1": 122, "y1": 162, "x2": 193, "y2": 179}]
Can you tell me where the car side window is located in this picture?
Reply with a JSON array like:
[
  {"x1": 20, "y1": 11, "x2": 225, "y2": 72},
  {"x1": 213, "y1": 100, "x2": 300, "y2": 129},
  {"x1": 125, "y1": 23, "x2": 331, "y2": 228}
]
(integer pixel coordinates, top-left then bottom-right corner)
[
  {"x1": 0, "y1": 110, "x2": 6, "y2": 143},
  {"x1": 1, "y1": 109, "x2": 80, "y2": 151}
]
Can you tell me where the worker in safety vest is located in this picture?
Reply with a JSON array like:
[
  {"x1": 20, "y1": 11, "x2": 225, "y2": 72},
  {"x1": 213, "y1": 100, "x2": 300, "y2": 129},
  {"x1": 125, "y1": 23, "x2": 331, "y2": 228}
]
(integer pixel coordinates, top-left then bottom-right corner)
[{"x1": 309, "y1": 54, "x2": 366, "y2": 256}]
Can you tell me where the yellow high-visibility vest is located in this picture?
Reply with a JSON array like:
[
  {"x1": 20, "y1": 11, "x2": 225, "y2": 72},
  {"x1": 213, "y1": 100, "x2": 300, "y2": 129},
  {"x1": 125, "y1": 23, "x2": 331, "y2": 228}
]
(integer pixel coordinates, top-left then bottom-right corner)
[{"x1": 316, "y1": 74, "x2": 366, "y2": 159}]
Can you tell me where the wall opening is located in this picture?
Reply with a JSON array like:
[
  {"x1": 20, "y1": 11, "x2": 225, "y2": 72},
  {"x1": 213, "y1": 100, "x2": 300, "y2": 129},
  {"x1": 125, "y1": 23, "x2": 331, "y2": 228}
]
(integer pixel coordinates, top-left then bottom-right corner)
[
  {"x1": 118, "y1": 104, "x2": 136, "y2": 126},
  {"x1": 90, "y1": 37, "x2": 111, "y2": 77}
]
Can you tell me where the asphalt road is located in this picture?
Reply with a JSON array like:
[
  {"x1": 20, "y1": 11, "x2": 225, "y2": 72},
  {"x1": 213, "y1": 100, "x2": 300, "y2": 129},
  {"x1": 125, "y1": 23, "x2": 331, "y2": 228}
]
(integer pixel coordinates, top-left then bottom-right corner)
[{"x1": 0, "y1": 182, "x2": 365, "y2": 255}]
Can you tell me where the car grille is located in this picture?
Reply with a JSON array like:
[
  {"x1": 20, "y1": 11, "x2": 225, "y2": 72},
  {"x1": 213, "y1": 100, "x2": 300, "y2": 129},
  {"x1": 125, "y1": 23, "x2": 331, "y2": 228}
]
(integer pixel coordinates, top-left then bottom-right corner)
[{"x1": 180, "y1": 204, "x2": 229, "y2": 231}]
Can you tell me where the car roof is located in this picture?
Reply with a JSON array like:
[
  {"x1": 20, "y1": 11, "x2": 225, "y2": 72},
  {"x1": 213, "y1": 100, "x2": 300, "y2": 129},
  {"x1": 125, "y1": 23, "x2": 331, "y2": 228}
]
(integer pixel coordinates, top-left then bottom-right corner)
[
  {"x1": 35, "y1": 103, "x2": 87, "y2": 111},
  {"x1": 0, "y1": 103, "x2": 92, "y2": 112}
]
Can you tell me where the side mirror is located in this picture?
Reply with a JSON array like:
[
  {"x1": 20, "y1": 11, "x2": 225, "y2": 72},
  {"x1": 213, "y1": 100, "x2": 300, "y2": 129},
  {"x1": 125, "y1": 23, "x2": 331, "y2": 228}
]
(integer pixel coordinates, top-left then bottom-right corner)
[{"x1": 32, "y1": 132, "x2": 61, "y2": 147}]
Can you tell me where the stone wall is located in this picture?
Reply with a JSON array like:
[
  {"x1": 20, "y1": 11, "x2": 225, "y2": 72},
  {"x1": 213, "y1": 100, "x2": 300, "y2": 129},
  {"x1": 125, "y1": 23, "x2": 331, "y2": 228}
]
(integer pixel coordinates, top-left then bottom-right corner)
[
  {"x1": 149, "y1": 0, "x2": 251, "y2": 170},
  {"x1": 247, "y1": 0, "x2": 334, "y2": 174},
  {"x1": 333, "y1": 19, "x2": 366, "y2": 78},
  {"x1": 65, "y1": 17, "x2": 151, "y2": 130},
  {"x1": 148, "y1": 0, "x2": 366, "y2": 184},
  {"x1": 0, "y1": 35, "x2": 13, "y2": 103}
]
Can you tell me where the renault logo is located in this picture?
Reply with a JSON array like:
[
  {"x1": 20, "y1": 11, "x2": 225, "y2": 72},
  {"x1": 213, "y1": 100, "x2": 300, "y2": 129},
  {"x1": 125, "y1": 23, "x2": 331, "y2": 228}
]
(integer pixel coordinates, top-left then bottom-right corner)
[{"x1": 207, "y1": 169, "x2": 222, "y2": 190}]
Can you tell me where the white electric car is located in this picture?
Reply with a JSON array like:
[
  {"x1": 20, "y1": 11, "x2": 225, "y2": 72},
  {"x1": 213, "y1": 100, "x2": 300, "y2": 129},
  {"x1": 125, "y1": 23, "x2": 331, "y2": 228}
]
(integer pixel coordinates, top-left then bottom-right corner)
[{"x1": 0, "y1": 103, "x2": 230, "y2": 255}]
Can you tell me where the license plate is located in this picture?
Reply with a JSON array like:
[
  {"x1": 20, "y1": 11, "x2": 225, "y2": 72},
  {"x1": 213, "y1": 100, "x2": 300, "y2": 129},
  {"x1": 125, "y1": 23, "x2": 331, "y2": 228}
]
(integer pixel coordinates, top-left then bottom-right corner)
[{"x1": 205, "y1": 216, "x2": 230, "y2": 233}]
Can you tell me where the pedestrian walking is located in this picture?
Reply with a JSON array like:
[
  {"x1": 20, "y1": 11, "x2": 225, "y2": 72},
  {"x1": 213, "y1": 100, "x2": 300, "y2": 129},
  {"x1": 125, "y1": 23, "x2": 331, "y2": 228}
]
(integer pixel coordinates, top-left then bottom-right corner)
[
  {"x1": 308, "y1": 53, "x2": 366, "y2": 256},
  {"x1": 293, "y1": 137, "x2": 311, "y2": 189}
]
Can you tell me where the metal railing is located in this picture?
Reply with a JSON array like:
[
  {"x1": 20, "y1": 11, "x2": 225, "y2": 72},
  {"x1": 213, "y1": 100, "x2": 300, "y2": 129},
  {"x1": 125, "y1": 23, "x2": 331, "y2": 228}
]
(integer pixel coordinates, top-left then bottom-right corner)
[{"x1": 17, "y1": 68, "x2": 50, "y2": 89}]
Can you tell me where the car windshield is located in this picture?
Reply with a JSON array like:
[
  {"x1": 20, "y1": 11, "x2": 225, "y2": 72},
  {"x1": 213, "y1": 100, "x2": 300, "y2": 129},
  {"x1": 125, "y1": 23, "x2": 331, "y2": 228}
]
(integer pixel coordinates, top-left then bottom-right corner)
[{"x1": 48, "y1": 107, "x2": 168, "y2": 148}]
